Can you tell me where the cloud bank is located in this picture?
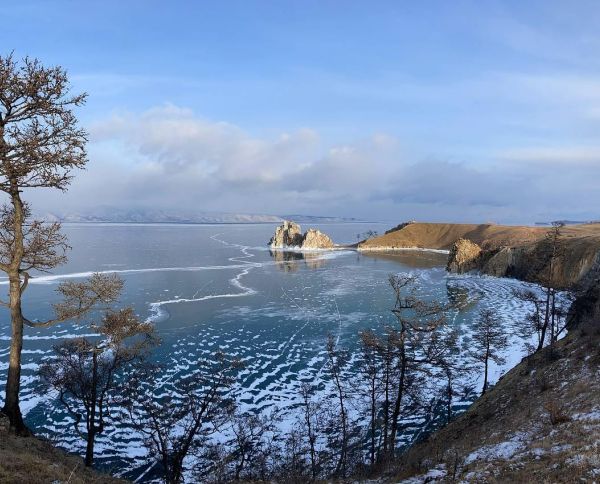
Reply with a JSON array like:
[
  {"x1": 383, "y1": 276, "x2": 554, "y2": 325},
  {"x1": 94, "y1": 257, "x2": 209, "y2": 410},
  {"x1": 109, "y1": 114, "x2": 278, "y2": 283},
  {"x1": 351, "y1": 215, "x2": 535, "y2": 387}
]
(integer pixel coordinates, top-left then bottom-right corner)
[{"x1": 22, "y1": 104, "x2": 600, "y2": 224}]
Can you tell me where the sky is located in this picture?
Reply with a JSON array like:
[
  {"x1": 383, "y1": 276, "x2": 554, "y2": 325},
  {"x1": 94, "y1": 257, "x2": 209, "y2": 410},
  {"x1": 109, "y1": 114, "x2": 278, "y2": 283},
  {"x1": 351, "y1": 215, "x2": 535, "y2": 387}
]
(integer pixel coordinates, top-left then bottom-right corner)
[{"x1": 1, "y1": 0, "x2": 600, "y2": 223}]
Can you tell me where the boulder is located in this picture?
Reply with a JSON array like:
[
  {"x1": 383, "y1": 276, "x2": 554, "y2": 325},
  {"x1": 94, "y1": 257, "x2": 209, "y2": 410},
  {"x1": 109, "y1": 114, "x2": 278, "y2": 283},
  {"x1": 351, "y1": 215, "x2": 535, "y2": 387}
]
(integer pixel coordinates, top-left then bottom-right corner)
[
  {"x1": 301, "y1": 229, "x2": 334, "y2": 249},
  {"x1": 269, "y1": 220, "x2": 304, "y2": 248},
  {"x1": 447, "y1": 238, "x2": 482, "y2": 273}
]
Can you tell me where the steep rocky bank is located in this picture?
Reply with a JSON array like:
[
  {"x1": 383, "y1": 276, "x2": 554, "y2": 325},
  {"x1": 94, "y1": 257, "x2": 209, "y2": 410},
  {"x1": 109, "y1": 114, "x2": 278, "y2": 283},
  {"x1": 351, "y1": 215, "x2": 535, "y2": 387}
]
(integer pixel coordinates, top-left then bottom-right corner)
[
  {"x1": 360, "y1": 222, "x2": 600, "y2": 290},
  {"x1": 268, "y1": 220, "x2": 335, "y2": 249},
  {"x1": 446, "y1": 224, "x2": 600, "y2": 290},
  {"x1": 388, "y1": 327, "x2": 600, "y2": 483},
  {"x1": 362, "y1": 221, "x2": 600, "y2": 482}
]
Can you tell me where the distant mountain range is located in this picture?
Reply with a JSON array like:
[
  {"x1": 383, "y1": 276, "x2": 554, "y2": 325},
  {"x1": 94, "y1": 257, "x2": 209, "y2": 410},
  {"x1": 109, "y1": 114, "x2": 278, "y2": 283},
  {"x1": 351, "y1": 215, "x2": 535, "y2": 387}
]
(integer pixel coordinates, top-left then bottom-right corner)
[
  {"x1": 534, "y1": 220, "x2": 600, "y2": 226},
  {"x1": 36, "y1": 207, "x2": 361, "y2": 224}
]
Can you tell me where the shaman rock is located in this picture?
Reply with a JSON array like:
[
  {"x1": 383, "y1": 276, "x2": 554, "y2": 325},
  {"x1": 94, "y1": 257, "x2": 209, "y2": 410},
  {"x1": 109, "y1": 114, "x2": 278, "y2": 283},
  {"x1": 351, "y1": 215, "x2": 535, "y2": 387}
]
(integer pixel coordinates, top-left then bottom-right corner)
[
  {"x1": 268, "y1": 221, "x2": 335, "y2": 249},
  {"x1": 269, "y1": 220, "x2": 304, "y2": 248}
]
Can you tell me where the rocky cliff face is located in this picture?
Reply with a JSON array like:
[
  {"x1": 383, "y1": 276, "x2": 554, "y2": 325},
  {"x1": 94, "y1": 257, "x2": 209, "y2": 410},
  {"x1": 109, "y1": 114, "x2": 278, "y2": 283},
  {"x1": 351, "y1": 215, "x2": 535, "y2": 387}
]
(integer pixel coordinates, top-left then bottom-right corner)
[
  {"x1": 268, "y1": 220, "x2": 304, "y2": 248},
  {"x1": 301, "y1": 228, "x2": 334, "y2": 249},
  {"x1": 446, "y1": 233, "x2": 600, "y2": 291},
  {"x1": 446, "y1": 238, "x2": 482, "y2": 273},
  {"x1": 268, "y1": 221, "x2": 335, "y2": 249}
]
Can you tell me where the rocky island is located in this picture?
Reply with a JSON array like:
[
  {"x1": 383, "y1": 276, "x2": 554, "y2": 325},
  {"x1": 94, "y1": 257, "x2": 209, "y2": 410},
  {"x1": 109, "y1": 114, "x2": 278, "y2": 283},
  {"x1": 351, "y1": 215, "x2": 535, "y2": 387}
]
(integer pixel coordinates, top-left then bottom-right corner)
[{"x1": 268, "y1": 220, "x2": 335, "y2": 249}]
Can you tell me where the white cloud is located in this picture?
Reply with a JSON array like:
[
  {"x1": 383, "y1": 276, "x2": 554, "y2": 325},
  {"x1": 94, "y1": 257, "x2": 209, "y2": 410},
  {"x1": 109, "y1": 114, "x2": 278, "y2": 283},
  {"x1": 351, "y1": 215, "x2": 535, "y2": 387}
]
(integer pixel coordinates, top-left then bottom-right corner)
[{"x1": 18, "y1": 104, "x2": 600, "y2": 224}]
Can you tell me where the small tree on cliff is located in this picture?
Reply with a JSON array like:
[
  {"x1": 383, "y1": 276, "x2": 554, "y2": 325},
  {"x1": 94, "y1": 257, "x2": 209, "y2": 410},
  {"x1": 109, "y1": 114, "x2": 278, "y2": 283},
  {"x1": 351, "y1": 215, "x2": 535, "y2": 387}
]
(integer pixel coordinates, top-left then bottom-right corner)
[
  {"x1": 39, "y1": 302, "x2": 157, "y2": 467},
  {"x1": 325, "y1": 333, "x2": 351, "y2": 477},
  {"x1": 386, "y1": 273, "x2": 450, "y2": 452},
  {"x1": 0, "y1": 54, "x2": 90, "y2": 431},
  {"x1": 469, "y1": 308, "x2": 509, "y2": 395},
  {"x1": 536, "y1": 221, "x2": 566, "y2": 352}
]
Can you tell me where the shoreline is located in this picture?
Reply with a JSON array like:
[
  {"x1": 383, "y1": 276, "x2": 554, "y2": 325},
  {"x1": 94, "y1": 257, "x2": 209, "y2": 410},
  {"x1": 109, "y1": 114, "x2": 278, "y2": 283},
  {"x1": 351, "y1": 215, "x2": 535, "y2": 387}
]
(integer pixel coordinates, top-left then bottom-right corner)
[
  {"x1": 356, "y1": 246, "x2": 450, "y2": 254},
  {"x1": 269, "y1": 244, "x2": 451, "y2": 255}
]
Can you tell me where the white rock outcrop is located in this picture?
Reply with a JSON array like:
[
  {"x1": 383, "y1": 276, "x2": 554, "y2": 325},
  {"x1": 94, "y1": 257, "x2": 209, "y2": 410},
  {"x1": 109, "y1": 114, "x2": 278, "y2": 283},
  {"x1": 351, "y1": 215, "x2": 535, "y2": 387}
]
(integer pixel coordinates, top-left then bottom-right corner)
[
  {"x1": 268, "y1": 220, "x2": 304, "y2": 248},
  {"x1": 300, "y1": 228, "x2": 334, "y2": 249},
  {"x1": 268, "y1": 221, "x2": 335, "y2": 249}
]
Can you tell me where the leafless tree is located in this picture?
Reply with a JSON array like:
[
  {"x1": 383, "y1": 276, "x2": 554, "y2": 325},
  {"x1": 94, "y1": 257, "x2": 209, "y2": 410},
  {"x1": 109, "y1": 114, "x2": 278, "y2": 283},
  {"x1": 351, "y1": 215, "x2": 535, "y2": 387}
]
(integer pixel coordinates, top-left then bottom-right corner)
[
  {"x1": 512, "y1": 287, "x2": 546, "y2": 354},
  {"x1": 0, "y1": 54, "x2": 90, "y2": 432},
  {"x1": 227, "y1": 411, "x2": 280, "y2": 481},
  {"x1": 386, "y1": 274, "x2": 449, "y2": 452},
  {"x1": 513, "y1": 222, "x2": 570, "y2": 356},
  {"x1": 535, "y1": 221, "x2": 566, "y2": 353},
  {"x1": 358, "y1": 330, "x2": 382, "y2": 467},
  {"x1": 298, "y1": 382, "x2": 323, "y2": 480},
  {"x1": 39, "y1": 302, "x2": 157, "y2": 467},
  {"x1": 325, "y1": 333, "x2": 350, "y2": 477},
  {"x1": 434, "y1": 327, "x2": 471, "y2": 424},
  {"x1": 126, "y1": 352, "x2": 241, "y2": 484},
  {"x1": 468, "y1": 308, "x2": 509, "y2": 395}
]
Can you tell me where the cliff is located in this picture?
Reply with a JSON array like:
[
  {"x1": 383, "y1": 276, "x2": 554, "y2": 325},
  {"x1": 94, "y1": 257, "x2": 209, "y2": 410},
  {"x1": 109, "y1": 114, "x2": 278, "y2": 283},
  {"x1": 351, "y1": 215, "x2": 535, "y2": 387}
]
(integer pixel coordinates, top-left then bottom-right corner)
[{"x1": 360, "y1": 222, "x2": 600, "y2": 290}]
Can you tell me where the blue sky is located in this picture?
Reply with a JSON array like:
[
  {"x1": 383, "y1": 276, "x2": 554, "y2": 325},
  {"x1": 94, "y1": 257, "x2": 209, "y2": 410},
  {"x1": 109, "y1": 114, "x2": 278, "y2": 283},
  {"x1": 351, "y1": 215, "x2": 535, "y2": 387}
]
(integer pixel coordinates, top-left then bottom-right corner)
[{"x1": 2, "y1": 1, "x2": 600, "y2": 223}]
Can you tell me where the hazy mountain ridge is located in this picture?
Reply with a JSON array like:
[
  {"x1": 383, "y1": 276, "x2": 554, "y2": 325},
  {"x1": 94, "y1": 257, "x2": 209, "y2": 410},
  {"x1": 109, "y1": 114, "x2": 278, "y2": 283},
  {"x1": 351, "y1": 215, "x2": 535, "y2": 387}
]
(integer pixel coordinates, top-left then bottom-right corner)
[{"x1": 36, "y1": 208, "x2": 360, "y2": 224}]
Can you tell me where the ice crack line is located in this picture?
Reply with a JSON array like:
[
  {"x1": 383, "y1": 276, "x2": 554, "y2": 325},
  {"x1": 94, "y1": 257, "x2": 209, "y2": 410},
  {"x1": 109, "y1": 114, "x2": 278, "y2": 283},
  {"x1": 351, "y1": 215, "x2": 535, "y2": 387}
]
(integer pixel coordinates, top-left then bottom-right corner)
[{"x1": 146, "y1": 234, "x2": 260, "y2": 321}]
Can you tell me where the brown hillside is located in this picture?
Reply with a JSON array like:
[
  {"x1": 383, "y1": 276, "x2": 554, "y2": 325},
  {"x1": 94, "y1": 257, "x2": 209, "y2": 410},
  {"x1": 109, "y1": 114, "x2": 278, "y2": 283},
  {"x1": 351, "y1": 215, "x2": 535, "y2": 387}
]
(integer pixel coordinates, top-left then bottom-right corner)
[
  {"x1": 359, "y1": 222, "x2": 549, "y2": 251},
  {"x1": 359, "y1": 222, "x2": 600, "y2": 289}
]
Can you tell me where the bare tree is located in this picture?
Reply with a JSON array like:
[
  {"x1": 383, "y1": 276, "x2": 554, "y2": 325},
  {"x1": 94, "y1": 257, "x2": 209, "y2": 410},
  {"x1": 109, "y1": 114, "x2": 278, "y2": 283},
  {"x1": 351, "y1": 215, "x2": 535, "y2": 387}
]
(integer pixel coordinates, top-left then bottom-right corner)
[
  {"x1": 126, "y1": 352, "x2": 241, "y2": 484},
  {"x1": 358, "y1": 329, "x2": 383, "y2": 468},
  {"x1": 435, "y1": 327, "x2": 471, "y2": 424},
  {"x1": 512, "y1": 288, "x2": 546, "y2": 354},
  {"x1": 227, "y1": 411, "x2": 279, "y2": 481},
  {"x1": 469, "y1": 308, "x2": 509, "y2": 395},
  {"x1": 39, "y1": 301, "x2": 157, "y2": 467},
  {"x1": 298, "y1": 382, "x2": 322, "y2": 480},
  {"x1": 535, "y1": 221, "x2": 566, "y2": 352},
  {"x1": 0, "y1": 54, "x2": 89, "y2": 432},
  {"x1": 325, "y1": 333, "x2": 350, "y2": 477},
  {"x1": 387, "y1": 274, "x2": 449, "y2": 452}
]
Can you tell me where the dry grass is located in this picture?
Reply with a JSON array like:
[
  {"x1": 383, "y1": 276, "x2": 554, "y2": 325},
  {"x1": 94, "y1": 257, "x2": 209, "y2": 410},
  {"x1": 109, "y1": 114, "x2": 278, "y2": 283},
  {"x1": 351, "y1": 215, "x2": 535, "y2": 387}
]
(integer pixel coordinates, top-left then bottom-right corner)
[
  {"x1": 0, "y1": 426, "x2": 126, "y2": 483},
  {"x1": 544, "y1": 401, "x2": 571, "y2": 425},
  {"x1": 358, "y1": 222, "x2": 550, "y2": 251}
]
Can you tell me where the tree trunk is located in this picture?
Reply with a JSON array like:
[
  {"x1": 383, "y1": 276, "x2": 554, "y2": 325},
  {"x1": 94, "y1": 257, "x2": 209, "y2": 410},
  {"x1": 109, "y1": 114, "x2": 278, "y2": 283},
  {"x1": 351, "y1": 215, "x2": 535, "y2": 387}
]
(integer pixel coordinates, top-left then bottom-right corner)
[
  {"x1": 304, "y1": 403, "x2": 317, "y2": 479},
  {"x1": 389, "y1": 351, "x2": 406, "y2": 451},
  {"x1": 2, "y1": 183, "x2": 28, "y2": 434},
  {"x1": 370, "y1": 378, "x2": 376, "y2": 466},
  {"x1": 446, "y1": 373, "x2": 453, "y2": 422},
  {"x1": 2, "y1": 277, "x2": 27, "y2": 433},
  {"x1": 482, "y1": 352, "x2": 489, "y2": 396},
  {"x1": 382, "y1": 359, "x2": 390, "y2": 457},
  {"x1": 85, "y1": 351, "x2": 98, "y2": 467},
  {"x1": 538, "y1": 286, "x2": 551, "y2": 351},
  {"x1": 85, "y1": 427, "x2": 95, "y2": 467}
]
